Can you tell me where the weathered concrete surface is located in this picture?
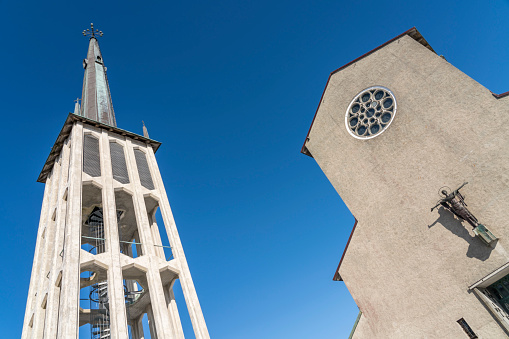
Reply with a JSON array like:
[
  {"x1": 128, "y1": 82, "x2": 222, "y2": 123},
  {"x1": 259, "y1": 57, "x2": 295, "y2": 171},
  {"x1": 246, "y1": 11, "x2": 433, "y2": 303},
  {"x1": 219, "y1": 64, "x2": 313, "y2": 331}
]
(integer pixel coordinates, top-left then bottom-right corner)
[
  {"x1": 22, "y1": 122, "x2": 209, "y2": 338},
  {"x1": 351, "y1": 314, "x2": 374, "y2": 339},
  {"x1": 305, "y1": 33, "x2": 509, "y2": 338}
]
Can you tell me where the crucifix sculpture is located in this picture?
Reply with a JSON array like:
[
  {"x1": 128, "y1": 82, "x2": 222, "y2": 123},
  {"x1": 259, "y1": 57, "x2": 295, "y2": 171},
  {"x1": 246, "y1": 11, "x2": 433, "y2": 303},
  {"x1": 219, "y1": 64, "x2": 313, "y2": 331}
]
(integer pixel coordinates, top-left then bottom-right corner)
[
  {"x1": 431, "y1": 182, "x2": 496, "y2": 245},
  {"x1": 431, "y1": 182, "x2": 479, "y2": 228}
]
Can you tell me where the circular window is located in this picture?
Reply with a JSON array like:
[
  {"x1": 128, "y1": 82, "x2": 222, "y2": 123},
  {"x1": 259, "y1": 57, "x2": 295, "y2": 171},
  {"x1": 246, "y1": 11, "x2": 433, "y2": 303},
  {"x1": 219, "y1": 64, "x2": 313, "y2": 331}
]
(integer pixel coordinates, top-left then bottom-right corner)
[{"x1": 345, "y1": 86, "x2": 397, "y2": 139}]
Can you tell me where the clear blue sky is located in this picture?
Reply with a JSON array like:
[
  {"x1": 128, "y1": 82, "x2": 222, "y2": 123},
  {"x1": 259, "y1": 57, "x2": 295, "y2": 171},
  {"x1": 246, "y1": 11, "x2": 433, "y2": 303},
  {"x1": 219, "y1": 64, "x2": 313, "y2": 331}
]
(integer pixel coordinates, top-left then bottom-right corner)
[{"x1": 0, "y1": 0, "x2": 508, "y2": 338}]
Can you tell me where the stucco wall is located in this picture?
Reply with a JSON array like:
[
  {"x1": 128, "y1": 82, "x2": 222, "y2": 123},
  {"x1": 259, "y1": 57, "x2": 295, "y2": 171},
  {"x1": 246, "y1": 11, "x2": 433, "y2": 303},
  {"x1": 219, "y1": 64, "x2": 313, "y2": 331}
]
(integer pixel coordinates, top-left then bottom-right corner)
[{"x1": 306, "y1": 34, "x2": 509, "y2": 338}]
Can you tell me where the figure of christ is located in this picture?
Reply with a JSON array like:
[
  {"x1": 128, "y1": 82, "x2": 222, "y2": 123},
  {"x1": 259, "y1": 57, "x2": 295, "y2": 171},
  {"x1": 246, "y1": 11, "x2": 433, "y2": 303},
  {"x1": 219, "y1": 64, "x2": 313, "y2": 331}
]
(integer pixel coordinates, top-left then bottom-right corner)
[{"x1": 431, "y1": 182, "x2": 479, "y2": 228}]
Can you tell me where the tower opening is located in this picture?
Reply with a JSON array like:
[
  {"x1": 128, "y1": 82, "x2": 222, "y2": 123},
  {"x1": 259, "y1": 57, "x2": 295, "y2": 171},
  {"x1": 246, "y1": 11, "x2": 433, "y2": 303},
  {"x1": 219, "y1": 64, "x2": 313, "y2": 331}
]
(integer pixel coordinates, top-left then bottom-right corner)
[
  {"x1": 121, "y1": 267, "x2": 158, "y2": 338},
  {"x1": 81, "y1": 184, "x2": 105, "y2": 255},
  {"x1": 83, "y1": 134, "x2": 101, "y2": 177},
  {"x1": 115, "y1": 189, "x2": 143, "y2": 258},
  {"x1": 134, "y1": 149, "x2": 155, "y2": 190},
  {"x1": 110, "y1": 141, "x2": 130, "y2": 184},
  {"x1": 79, "y1": 270, "x2": 110, "y2": 339},
  {"x1": 144, "y1": 195, "x2": 172, "y2": 260}
]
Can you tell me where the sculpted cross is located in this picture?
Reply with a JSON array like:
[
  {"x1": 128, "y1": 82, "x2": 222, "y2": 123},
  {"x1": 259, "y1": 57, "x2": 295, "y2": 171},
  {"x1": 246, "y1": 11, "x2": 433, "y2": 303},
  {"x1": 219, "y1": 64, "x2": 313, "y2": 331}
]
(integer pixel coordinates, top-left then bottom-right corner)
[
  {"x1": 82, "y1": 23, "x2": 103, "y2": 38},
  {"x1": 431, "y1": 182, "x2": 479, "y2": 228},
  {"x1": 431, "y1": 182, "x2": 497, "y2": 245}
]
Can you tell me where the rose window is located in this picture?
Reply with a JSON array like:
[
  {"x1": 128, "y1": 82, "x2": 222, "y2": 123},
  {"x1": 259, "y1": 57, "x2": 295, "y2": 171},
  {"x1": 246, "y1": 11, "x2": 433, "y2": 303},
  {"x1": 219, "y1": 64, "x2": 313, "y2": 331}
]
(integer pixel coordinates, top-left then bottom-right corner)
[{"x1": 345, "y1": 86, "x2": 397, "y2": 139}]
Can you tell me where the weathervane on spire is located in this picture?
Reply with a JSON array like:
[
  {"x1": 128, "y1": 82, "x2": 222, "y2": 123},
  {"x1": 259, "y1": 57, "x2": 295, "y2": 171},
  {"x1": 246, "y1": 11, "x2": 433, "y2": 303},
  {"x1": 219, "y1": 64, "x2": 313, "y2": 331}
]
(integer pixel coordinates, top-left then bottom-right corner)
[{"x1": 82, "y1": 23, "x2": 103, "y2": 38}]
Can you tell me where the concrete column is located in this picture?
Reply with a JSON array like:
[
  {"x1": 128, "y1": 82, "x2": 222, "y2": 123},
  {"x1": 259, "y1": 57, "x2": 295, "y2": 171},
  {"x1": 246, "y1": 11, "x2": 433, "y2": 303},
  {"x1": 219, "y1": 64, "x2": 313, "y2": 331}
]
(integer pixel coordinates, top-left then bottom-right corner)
[
  {"x1": 31, "y1": 154, "x2": 63, "y2": 339},
  {"x1": 44, "y1": 138, "x2": 72, "y2": 339},
  {"x1": 21, "y1": 177, "x2": 52, "y2": 339},
  {"x1": 146, "y1": 305, "x2": 158, "y2": 339},
  {"x1": 57, "y1": 121, "x2": 84, "y2": 338},
  {"x1": 124, "y1": 139, "x2": 175, "y2": 338},
  {"x1": 164, "y1": 280, "x2": 185, "y2": 338},
  {"x1": 131, "y1": 316, "x2": 145, "y2": 339},
  {"x1": 99, "y1": 129, "x2": 129, "y2": 338},
  {"x1": 146, "y1": 145, "x2": 210, "y2": 339},
  {"x1": 149, "y1": 212, "x2": 166, "y2": 259}
]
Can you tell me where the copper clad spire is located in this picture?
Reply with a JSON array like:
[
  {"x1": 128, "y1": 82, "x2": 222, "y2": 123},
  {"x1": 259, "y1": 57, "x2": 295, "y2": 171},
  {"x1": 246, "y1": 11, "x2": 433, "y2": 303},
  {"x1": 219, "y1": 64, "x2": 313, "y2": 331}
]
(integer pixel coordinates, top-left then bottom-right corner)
[{"x1": 80, "y1": 24, "x2": 117, "y2": 126}]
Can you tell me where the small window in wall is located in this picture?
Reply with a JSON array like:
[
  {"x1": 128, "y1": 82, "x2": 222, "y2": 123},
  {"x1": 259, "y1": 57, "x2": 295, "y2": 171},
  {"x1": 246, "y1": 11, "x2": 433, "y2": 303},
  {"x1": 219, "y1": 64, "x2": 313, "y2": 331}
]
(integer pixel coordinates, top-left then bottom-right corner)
[
  {"x1": 83, "y1": 135, "x2": 101, "y2": 177},
  {"x1": 134, "y1": 149, "x2": 154, "y2": 190},
  {"x1": 110, "y1": 142, "x2": 130, "y2": 184},
  {"x1": 457, "y1": 318, "x2": 478, "y2": 339}
]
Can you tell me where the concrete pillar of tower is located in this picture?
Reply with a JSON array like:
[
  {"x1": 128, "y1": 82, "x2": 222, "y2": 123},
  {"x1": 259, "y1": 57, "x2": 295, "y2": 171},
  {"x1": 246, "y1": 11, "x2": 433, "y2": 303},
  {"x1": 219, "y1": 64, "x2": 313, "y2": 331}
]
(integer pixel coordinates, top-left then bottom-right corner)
[
  {"x1": 21, "y1": 178, "x2": 52, "y2": 339},
  {"x1": 31, "y1": 150, "x2": 65, "y2": 339},
  {"x1": 24, "y1": 180, "x2": 52, "y2": 339},
  {"x1": 146, "y1": 145, "x2": 210, "y2": 339},
  {"x1": 132, "y1": 315, "x2": 145, "y2": 339},
  {"x1": 123, "y1": 138, "x2": 177, "y2": 337},
  {"x1": 148, "y1": 212, "x2": 166, "y2": 260},
  {"x1": 146, "y1": 305, "x2": 159, "y2": 339},
  {"x1": 164, "y1": 279, "x2": 185, "y2": 338},
  {"x1": 99, "y1": 129, "x2": 129, "y2": 338},
  {"x1": 57, "y1": 122, "x2": 84, "y2": 338},
  {"x1": 126, "y1": 139, "x2": 180, "y2": 338},
  {"x1": 43, "y1": 139, "x2": 71, "y2": 338}
]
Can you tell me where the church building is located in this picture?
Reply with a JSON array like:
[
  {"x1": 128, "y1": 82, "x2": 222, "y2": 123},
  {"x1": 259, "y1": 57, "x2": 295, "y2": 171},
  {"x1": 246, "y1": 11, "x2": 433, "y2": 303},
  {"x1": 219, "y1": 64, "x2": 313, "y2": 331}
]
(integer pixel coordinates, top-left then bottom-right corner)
[{"x1": 302, "y1": 27, "x2": 509, "y2": 338}]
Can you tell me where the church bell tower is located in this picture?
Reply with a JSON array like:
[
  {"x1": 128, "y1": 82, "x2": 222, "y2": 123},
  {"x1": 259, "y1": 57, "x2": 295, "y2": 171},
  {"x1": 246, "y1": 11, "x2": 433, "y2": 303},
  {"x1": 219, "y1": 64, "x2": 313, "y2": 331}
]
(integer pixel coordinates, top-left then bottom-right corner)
[{"x1": 21, "y1": 24, "x2": 210, "y2": 339}]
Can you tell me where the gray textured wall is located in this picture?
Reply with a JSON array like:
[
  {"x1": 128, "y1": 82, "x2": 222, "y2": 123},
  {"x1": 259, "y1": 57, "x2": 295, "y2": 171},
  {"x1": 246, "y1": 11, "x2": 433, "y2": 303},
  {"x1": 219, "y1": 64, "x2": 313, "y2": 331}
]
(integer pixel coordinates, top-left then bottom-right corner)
[{"x1": 305, "y1": 34, "x2": 509, "y2": 338}]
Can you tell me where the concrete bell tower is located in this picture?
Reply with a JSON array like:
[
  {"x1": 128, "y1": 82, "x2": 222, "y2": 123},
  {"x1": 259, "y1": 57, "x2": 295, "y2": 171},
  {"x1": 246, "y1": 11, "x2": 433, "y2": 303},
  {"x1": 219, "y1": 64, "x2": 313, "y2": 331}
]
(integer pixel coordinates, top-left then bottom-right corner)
[{"x1": 21, "y1": 24, "x2": 210, "y2": 339}]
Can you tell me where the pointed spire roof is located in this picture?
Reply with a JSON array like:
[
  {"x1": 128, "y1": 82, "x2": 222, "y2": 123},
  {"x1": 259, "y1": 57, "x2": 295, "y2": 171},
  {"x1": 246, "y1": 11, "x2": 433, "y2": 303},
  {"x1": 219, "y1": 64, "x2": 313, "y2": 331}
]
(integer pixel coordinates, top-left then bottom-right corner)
[
  {"x1": 80, "y1": 25, "x2": 117, "y2": 126},
  {"x1": 142, "y1": 121, "x2": 150, "y2": 138},
  {"x1": 74, "y1": 98, "x2": 80, "y2": 115}
]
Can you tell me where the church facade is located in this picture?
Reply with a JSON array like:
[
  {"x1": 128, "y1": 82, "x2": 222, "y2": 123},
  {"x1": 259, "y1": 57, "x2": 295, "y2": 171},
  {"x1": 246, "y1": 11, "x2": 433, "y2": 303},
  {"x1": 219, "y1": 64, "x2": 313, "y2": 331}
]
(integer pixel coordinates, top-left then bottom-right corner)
[{"x1": 302, "y1": 28, "x2": 509, "y2": 338}]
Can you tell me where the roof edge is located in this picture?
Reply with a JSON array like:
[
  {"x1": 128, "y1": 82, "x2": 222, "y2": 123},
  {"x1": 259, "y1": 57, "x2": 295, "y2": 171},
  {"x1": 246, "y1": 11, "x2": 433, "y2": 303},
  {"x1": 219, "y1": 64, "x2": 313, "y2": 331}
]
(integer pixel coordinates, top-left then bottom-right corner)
[
  {"x1": 37, "y1": 113, "x2": 162, "y2": 183},
  {"x1": 331, "y1": 27, "x2": 434, "y2": 77},
  {"x1": 301, "y1": 28, "x2": 509, "y2": 156},
  {"x1": 333, "y1": 218, "x2": 358, "y2": 281},
  {"x1": 301, "y1": 27, "x2": 434, "y2": 157},
  {"x1": 492, "y1": 91, "x2": 509, "y2": 99}
]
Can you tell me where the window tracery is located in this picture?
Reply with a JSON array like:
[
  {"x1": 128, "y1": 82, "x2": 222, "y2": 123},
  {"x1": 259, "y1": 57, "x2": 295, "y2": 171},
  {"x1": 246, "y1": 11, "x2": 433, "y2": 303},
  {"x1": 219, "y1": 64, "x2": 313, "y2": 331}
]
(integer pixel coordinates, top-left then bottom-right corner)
[{"x1": 345, "y1": 86, "x2": 396, "y2": 139}]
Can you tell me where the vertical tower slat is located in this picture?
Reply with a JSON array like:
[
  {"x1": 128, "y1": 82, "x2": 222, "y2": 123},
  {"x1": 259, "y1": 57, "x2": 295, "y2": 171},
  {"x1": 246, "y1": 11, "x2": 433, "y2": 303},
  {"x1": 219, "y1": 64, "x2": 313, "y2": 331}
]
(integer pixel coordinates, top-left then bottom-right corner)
[
  {"x1": 21, "y1": 178, "x2": 53, "y2": 339},
  {"x1": 99, "y1": 130, "x2": 129, "y2": 337},
  {"x1": 43, "y1": 138, "x2": 71, "y2": 338},
  {"x1": 57, "y1": 122, "x2": 83, "y2": 338}
]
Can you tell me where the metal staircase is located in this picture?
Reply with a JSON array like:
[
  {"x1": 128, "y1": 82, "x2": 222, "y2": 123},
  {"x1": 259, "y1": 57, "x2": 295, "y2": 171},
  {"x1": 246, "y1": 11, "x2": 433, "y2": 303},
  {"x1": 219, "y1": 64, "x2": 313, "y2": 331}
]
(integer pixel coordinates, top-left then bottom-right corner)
[
  {"x1": 84, "y1": 207, "x2": 145, "y2": 338},
  {"x1": 85, "y1": 208, "x2": 110, "y2": 339},
  {"x1": 90, "y1": 281, "x2": 110, "y2": 338}
]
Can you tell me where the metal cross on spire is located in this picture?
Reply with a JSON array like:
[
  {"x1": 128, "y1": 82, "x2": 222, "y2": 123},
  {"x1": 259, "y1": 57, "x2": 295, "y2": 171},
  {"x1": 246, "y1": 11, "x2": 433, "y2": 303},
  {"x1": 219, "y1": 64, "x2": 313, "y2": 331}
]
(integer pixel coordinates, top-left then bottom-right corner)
[{"x1": 82, "y1": 23, "x2": 103, "y2": 38}]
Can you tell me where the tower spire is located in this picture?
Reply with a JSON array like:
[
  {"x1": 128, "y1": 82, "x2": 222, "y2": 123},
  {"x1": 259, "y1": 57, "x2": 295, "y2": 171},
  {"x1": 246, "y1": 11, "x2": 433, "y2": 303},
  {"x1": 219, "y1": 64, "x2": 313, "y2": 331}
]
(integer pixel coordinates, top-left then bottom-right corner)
[
  {"x1": 73, "y1": 98, "x2": 80, "y2": 115},
  {"x1": 142, "y1": 120, "x2": 150, "y2": 138},
  {"x1": 80, "y1": 24, "x2": 117, "y2": 126}
]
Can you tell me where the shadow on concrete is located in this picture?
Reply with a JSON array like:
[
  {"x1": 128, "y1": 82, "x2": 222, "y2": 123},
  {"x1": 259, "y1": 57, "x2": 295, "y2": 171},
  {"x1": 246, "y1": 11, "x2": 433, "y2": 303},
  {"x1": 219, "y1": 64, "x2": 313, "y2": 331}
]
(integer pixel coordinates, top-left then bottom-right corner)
[{"x1": 428, "y1": 207, "x2": 494, "y2": 261}]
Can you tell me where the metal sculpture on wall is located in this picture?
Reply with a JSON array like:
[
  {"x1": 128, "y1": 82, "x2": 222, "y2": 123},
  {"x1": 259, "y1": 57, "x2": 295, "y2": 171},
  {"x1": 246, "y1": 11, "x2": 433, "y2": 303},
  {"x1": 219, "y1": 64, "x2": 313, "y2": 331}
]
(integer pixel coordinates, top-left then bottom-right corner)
[{"x1": 431, "y1": 182, "x2": 497, "y2": 245}]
